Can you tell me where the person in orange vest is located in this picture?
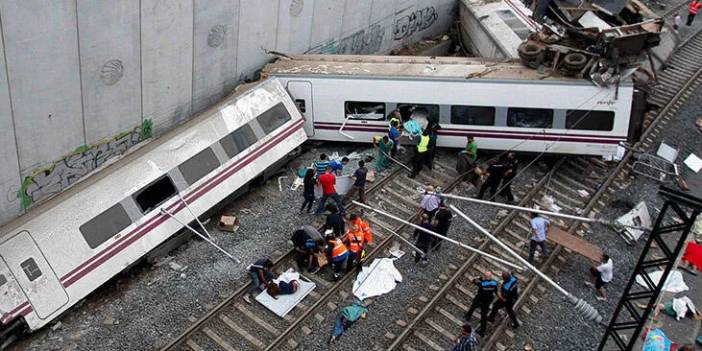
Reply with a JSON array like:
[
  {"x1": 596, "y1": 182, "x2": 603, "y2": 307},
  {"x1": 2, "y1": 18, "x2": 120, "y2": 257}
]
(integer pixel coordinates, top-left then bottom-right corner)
[
  {"x1": 344, "y1": 213, "x2": 373, "y2": 272},
  {"x1": 326, "y1": 235, "x2": 349, "y2": 281},
  {"x1": 688, "y1": 0, "x2": 702, "y2": 25}
]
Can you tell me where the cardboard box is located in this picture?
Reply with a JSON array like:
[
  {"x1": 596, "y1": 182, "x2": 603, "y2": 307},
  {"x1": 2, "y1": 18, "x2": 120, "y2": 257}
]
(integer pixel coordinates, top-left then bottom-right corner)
[{"x1": 218, "y1": 215, "x2": 240, "y2": 232}]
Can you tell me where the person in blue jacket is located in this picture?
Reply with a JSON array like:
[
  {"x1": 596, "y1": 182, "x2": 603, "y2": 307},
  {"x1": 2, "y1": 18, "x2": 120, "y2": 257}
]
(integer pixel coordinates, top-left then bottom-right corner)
[{"x1": 464, "y1": 271, "x2": 498, "y2": 336}]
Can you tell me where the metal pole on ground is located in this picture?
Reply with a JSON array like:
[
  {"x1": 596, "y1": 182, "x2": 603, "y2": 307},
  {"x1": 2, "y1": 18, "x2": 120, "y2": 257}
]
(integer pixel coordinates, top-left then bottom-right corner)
[
  {"x1": 449, "y1": 205, "x2": 603, "y2": 324},
  {"x1": 160, "y1": 208, "x2": 241, "y2": 263},
  {"x1": 177, "y1": 193, "x2": 214, "y2": 240},
  {"x1": 437, "y1": 192, "x2": 650, "y2": 231},
  {"x1": 352, "y1": 201, "x2": 524, "y2": 270},
  {"x1": 370, "y1": 218, "x2": 425, "y2": 256}
]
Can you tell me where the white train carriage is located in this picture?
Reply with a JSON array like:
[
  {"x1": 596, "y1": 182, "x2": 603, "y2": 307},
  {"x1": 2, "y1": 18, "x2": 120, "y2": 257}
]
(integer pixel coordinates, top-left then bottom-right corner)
[
  {"x1": 0, "y1": 79, "x2": 306, "y2": 341},
  {"x1": 263, "y1": 55, "x2": 644, "y2": 157}
]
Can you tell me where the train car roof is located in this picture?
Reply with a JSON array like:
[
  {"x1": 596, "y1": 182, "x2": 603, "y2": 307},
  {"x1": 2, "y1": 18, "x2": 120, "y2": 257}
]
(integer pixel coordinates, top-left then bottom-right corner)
[
  {"x1": 262, "y1": 54, "x2": 601, "y2": 84},
  {"x1": 0, "y1": 79, "x2": 288, "y2": 235}
]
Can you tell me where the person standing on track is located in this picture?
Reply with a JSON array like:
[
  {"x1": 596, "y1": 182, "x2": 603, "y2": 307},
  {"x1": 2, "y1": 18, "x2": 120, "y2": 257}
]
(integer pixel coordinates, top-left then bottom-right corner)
[
  {"x1": 299, "y1": 168, "x2": 316, "y2": 213},
  {"x1": 326, "y1": 235, "x2": 349, "y2": 281},
  {"x1": 432, "y1": 201, "x2": 453, "y2": 251},
  {"x1": 419, "y1": 185, "x2": 441, "y2": 221},
  {"x1": 315, "y1": 166, "x2": 345, "y2": 214},
  {"x1": 488, "y1": 272, "x2": 520, "y2": 328},
  {"x1": 314, "y1": 153, "x2": 330, "y2": 175},
  {"x1": 585, "y1": 253, "x2": 614, "y2": 301},
  {"x1": 499, "y1": 152, "x2": 518, "y2": 204},
  {"x1": 409, "y1": 129, "x2": 431, "y2": 178},
  {"x1": 465, "y1": 272, "x2": 498, "y2": 336},
  {"x1": 528, "y1": 212, "x2": 550, "y2": 263},
  {"x1": 413, "y1": 214, "x2": 435, "y2": 264},
  {"x1": 452, "y1": 324, "x2": 480, "y2": 351},
  {"x1": 324, "y1": 204, "x2": 345, "y2": 237},
  {"x1": 344, "y1": 214, "x2": 369, "y2": 272},
  {"x1": 477, "y1": 159, "x2": 505, "y2": 200},
  {"x1": 688, "y1": 0, "x2": 702, "y2": 26},
  {"x1": 375, "y1": 135, "x2": 394, "y2": 170},
  {"x1": 350, "y1": 160, "x2": 368, "y2": 204},
  {"x1": 389, "y1": 120, "x2": 402, "y2": 157}
]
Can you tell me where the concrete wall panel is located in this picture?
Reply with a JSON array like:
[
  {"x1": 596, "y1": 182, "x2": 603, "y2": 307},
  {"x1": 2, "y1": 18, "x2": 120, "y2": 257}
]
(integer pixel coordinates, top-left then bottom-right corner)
[
  {"x1": 308, "y1": 0, "x2": 345, "y2": 52},
  {"x1": 236, "y1": 0, "x2": 278, "y2": 81},
  {"x1": 342, "y1": 0, "x2": 373, "y2": 34},
  {"x1": 0, "y1": 1, "x2": 84, "y2": 171},
  {"x1": 276, "y1": 0, "x2": 314, "y2": 53},
  {"x1": 141, "y1": 0, "x2": 194, "y2": 133},
  {"x1": 0, "y1": 19, "x2": 20, "y2": 224},
  {"x1": 192, "y1": 0, "x2": 240, "y2": 113},
  {"x1": 77, "y1": 0, "x2": 142, "y2": 144}
]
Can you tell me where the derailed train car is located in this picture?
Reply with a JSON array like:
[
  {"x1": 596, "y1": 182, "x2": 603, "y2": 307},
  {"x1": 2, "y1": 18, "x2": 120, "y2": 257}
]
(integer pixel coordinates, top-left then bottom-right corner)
[
  {"x1": 0, "y1": 79, "x2": 307, "y2": 345},
  {"x1": 263, "y1": 54, "x2": 645, "y2": 157}
]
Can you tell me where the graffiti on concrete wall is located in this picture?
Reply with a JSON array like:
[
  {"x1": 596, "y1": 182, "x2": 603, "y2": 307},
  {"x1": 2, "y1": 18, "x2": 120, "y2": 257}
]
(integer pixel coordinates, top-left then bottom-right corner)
[
  {"x1": 393, "y1": 6, "x2": 438, "y2": 40},
  {"x1": 16, "y1": 119, "x2": 153, "y2": 210},
  {"x1": 306, "y1": 23, "x2": 384, "y2": 55}
]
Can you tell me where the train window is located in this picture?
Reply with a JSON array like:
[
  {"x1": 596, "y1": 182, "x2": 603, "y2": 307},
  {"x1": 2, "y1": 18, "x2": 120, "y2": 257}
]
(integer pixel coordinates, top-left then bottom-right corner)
[
  {"x1": 220, "y1": 124, "x2": 257, "y2": 159},
  {"x1": 20, "y1": 258, "x2": 41, "y2": 282},
  {"x1": 0, "y1": 274, "x2": 6, "y2": 287},
  {"x1": 397, "y1": 104, "x2": 440, "y2": 122},
  {"x1": 295, "y1": 99, "x2": 306, "y2": 113},
  {"x1": 79, "y1": 203, "x2": 132, "y2": 249},
  {"x1": 565, "y1": 110, "x2": 615, "y2": 131},
  {"x1": 345, "y1": 101, "x2": 385, "y2": 120},
  {"x1": 507, "y1": 108, "x2": 553, "y2": 128},
  {"x1": 450, "y1": 106, "x2": 496, "y2": 126},
  {"x1": 257, "y1": 103, "x2": 292, "y2": 134},
  {"x1": 178, "y1": 148, "x2": 221, "y2": 185},
  {"x1": 133, "y1": 175, "x2": 177, "y2": 213}
]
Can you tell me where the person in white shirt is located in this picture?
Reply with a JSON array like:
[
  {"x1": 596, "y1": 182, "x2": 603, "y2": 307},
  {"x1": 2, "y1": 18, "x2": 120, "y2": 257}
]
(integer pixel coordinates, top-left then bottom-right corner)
[
  {"x1": 586, "y1": 253, "x2": 613, "y2": 301},
  {"x1": 419, "y1": 185, "x2": 441, "y2": 221}
]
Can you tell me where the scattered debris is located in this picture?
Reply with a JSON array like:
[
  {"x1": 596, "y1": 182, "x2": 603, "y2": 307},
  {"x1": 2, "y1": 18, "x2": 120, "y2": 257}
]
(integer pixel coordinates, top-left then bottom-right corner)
[
  {"x1": 218, "y1": 214, "x2": 240, "y2": 233},
  {"x1": 51, "y1": 322, "x2": 62, "y2": 331},
  {"x1": 541, "y1": 194, "x2": 562, "y2": 213},
  {"x1": 577, "y1": 190, "x2": 589, "y2": 198},
  {"x1": 683, "y1": 153, "x2": 702, "y2": 173},
  {"x1": 168, "y1": 261, "x2": 187, "y2": 272},
  {"x1": 635, "y1": 270, "x2": 689, "y2": 293},
  {"x1": 616, "y1": 201, "x2": 651, "y2": 243},
  {"x1": 278, "y1": 176, "x2": 289, "y2": 191}
]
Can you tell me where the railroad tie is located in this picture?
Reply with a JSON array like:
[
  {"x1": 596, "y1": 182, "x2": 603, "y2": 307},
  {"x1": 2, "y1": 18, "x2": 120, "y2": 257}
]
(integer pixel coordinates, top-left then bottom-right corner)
[
  {"x1": 426, "y1": 318, "x2": 457, "y2": 341},
  {"x1": 185, "y1": 339, "x2": 205, "y2": 351},
  {"x1": 219, "y1": 314, "x2": 264, "y2": 349},
  {"x1": 202, "y1": 327, "x2": 238, "y2": 351},
  {"x1": 234, "y1": 304, "x2": 280, "y2": 335},
  {"x1": 413, "y1": 330, "x2": 445, "y2": 351},
  {"x1": 436, "y1": 307, "x2": 464, "y2": 327}
]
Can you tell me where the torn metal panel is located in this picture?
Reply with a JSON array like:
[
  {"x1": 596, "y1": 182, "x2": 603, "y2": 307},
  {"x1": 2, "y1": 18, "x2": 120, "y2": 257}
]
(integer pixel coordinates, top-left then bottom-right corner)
[{"x1": 616, "y1": 201, "x2": 651, "y2": 242}]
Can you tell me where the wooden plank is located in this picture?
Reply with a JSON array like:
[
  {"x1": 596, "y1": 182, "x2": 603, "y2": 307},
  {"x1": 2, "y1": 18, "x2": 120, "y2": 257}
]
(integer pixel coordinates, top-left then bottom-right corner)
[
  {"x1": 234, "y1": 304, "x2": 280, "y2": 335},
  {"x1": 426, "y1": 318, "x2": 457, "y2": 341},
  {"x1": 413, "y1": 331, "x2": 445, "y2": 351},
  {"x1": 548, "y1": 226, "x2": 603, "y2": 261},
  {"x1": 186, "y1": 339, "x2": 205, "y2": 351},
  {"x1": 203, "y1": 327, "x2": 237, "y2": 351},
  {"x1": 219, "y1": 314, "x2": 265, "y2": 349}
]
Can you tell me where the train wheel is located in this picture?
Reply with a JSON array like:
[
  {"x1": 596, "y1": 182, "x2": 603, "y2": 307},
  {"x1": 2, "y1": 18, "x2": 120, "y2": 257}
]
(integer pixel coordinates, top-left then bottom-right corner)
[
  {"x1": 518, "y1": 42, "x2": 544, "y2": 69},
  {"x1": 563, "y1": 52, "x2": 587, "y2": 71}
]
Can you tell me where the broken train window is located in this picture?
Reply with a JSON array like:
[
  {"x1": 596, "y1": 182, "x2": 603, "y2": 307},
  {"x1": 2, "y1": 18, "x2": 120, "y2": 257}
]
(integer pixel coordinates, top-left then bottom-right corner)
[
  {"x1": 507, "y1": 108, "x2": 553, "y2": 128},
  {"x1": 257, "y1": 103, "x2": 292, "y2": 134},
  {"x1": 345, "y1": 101, "x2": 386, "y2": 120},
  {"x1": 566, "y1": 110, "x2": 615, "y2": 131},
  {"x1": 132, "y1": 175, "x2": 177, "y2": 214},
  {"x1": 20, "y1": 258, "x2": 42, "y2": 282}
]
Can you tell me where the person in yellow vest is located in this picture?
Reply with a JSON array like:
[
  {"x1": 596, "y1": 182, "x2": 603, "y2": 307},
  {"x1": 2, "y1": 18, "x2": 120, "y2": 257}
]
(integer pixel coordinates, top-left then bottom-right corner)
[
  {"x1": 326, "y1": 235, "x2": 349, "y2": 281},
  {"x1": 344, "y1": 213, "x2": 374, "y2": 272},
  {"x1": 409, "y1": 129, "x2": 431, "y2": 179}
]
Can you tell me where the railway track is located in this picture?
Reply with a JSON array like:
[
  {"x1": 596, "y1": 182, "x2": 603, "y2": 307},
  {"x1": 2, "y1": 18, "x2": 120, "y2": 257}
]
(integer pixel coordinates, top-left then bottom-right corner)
[
  {"x1": 385, "y1": 27, "x2": 702, "y2": 351},
  {"x1": 162, "y1": 152, "x2": 468, "y2": 351}
]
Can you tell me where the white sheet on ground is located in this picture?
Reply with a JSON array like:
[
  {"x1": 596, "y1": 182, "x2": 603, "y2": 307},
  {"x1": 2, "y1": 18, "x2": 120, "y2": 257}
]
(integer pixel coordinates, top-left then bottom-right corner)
[
  {"x1": 635, "y1": 270, "x2": 689, "y2": 293},
  {"x1": 255, "y1": 269, "x2": 316, "y2": 317},
  {"x1": 672, "y1": 296, "x2": 697, "y2": 320},
  {"x1": 353, "y1": 258, "x2": 403, "y2": 300}
]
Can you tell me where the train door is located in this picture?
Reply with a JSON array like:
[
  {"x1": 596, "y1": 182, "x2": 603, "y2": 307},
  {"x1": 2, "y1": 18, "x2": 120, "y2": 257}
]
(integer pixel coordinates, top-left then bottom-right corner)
[
  {"x1": 0, "y1": 231, "x2": 69, "y2": 320},
  {"x1": 286, "y1": 81, "x2": 314, "y2": 136}
]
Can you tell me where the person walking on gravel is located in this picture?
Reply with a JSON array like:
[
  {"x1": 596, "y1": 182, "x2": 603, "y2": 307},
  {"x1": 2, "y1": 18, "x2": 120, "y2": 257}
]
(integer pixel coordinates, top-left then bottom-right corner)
[
  {"x1": 465, "y1": 271, "x2": 498, "y2": 337},
  {"x1": 413, "y1": 214, "x2": 435, "y2": 264},
  {"x1": 419, "y1": 185, "x2": 441, "y2": 221},
  {"x1": 488, "y1": 272, "x2": 520, "y2": 328},
  {"x1": 299, "y1": 168, "x2": 316, "y2": 213},
  {"x1": 688, "y1": 0, "x2": 702, "y2": 26},
  {"x1": 585, "y1": 253, "x2": 613, "y2": 301},
  {"x1": 528, "y1": 212, "x2": 550, "y2": 263},
  {"x1": 432, "y1": 201, "x2": 453, "y2": 251},
  {"x1": 452, "y1": 324, "x2": 480, "y2": 351},
  {"x1": 315, "y1": 166, "x2": 345, "y2": 214},
  {"x1": 243, "y1": 257, "x2": 275, "y2": 304}
]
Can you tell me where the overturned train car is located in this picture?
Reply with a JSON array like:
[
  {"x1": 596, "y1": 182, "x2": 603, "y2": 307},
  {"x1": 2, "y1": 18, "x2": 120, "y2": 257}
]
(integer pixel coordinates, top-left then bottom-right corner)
[
  {"x1": 0, "y1": 79, "x2": 306, "y2": 344},
  {"x1": 264, "y1": 54, "x2": 645, "y2": 157}
]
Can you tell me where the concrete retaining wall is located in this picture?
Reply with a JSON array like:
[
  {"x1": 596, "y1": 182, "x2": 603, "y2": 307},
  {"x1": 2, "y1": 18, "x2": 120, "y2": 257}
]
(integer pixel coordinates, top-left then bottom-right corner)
[{"x1": 0, "y1": 0, "x2": 457, "y2": 226}]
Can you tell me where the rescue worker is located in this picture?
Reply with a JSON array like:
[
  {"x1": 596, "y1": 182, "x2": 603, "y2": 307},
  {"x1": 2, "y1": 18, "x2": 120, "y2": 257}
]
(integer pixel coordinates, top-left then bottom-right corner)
[
  {"x1": 432, "y1": 201, "x2": 453, "y2": 251},
  {"x1": 426, "y1": 120, "x2": 440, "y2": 170},
  {"x1": 243, "y1": 257, "x2": 275, "y2": 304},
  {"x1": 465, "y1": 271, "x2": 498, "y2": 336},
  {"x1": 375, "y1": 135, "x2": 394, "y2": 170},
  {"x1": 499, "y1": 152, "x2": 518, "y2": 204},
  {"x1": 409, "y1": 129, "x2": 430, "y2": 179},
  {"x1": 463, "y1": 135, "x2": 478, "y2": 162},
  {"x1": 477, "y1": 159, "x2": 505, "y2": 200},
  {"x1": 325, "y1": 204, "x2": 345, "y2": 236},
  {"x1": 688, "y1": 0, "x2": 702, "y2": 25},
  {"x1": 290, "y1": 225, "x2": 324, "y2": 273},
  {"x1": 488, "y1": 272, "x2": 520, "y2": 328},
  {"x1": 344, "y1": 213, "x2": 373, "y2": 272},
  {"x1": 389, "y1": 120, "x2": 402, "y2": 157},
  {"x1": 326, "y1": 235, "x2": 349, "y2": 281},
  {"x1": 413, "y1": 214, "x2": 434, "y2": 264}
]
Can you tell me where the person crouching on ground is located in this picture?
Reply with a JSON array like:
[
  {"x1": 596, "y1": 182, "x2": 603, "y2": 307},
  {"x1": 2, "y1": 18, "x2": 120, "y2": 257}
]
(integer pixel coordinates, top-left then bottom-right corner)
[
  {"x1": 586, "y1": 253, "x2": 613, "y2": 301},
  {"x1": 326, "y1": 235, "x2": 349, "y2": 281},
  {"x1": 243, "y1": 257, "x2": 275, "y2": 304}
]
